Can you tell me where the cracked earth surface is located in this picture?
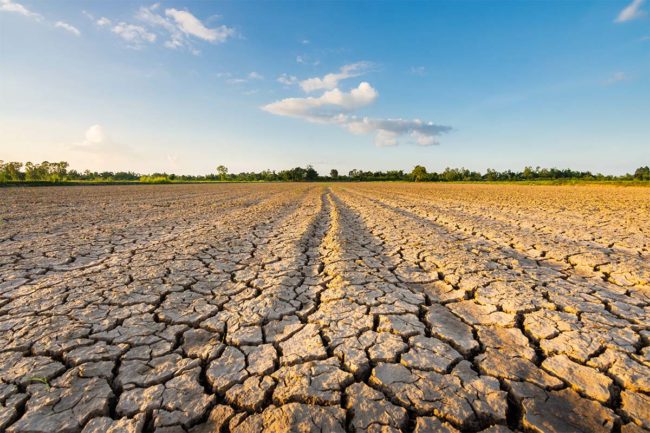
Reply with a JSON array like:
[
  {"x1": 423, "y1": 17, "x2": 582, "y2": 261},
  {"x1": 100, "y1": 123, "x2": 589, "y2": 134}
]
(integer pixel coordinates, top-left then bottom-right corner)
[{"x1": 0, "y1": 183, "x2": 648, "y2": 433}]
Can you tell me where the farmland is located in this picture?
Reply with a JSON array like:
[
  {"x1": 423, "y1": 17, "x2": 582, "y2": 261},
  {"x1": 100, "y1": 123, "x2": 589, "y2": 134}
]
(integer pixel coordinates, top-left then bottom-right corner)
[{"x1": 0, "y1": 183, "x2": 648, "y2": 433}]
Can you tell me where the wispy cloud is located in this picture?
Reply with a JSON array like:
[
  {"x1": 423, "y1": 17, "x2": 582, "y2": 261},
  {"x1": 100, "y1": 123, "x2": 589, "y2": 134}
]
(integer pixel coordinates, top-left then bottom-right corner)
[
  {"x1": 299, "y1": 62, "x2": 373, "y2": 92},
  {"x1": 55, "y1": 21, "x2": 80, "y2": 36},
  {"x1": 222, "y1": 71, "x2": 264, "y2": 85},
  {"x1": 277, "y1": 73, "x2": 298, "y2": 86},
  {"x1": 136, "y1": 4, "x2": 235, "y2": 53},
  {"x1": 296, "y1": 55, "x2": 320, "y2": 66},
  {"x1": 615, "y1": 0, "x2": 646, "y2": 23},
  {"x1": 112, "y1": 22, "x2": 157, "y2": 48},
  {"x1": 2, "y1": 0, "x2": 83, "y2": 38},
  {"x1": 88, "y1": 4, "x2": 235, "y2": 53},
  {"x1": 165, "y1": 8, "x2": 234, "y2": 43},
  {"x1": 410, "y1": 66, "x2": 427, "y2": 76},
  {"x1": 0, "y1": 0, "x2": 42, "y2": 20},
  {"x1": 604, "y1": 71, "x2": 628, "y2": 84}
]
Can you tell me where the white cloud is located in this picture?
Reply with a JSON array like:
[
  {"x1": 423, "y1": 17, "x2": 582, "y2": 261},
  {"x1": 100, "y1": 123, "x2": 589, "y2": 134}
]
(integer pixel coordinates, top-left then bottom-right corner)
[
  {"x1": 0, "y1": 0, "x2": 42, "y2": 20},
  {"x1": 248, "y1": 71, "x2": 263, "y2": 80},
  {"x1": 615, "y1": 0, "x2": 646, "y2": 22},
  {"x1": 112, "y1": 22, "x2": 156, "y2": 47},
  {"x1": 165, "y1": 8, "x2": 234, "y2": 43},
  {"x1": 262, "y1": 82, "x2": 378, "y2": 119},
  {"x1": 70, "y1": 125, "x2": 135, "y2": 160},
  {"x1": 55, "y1": 21, "x2": 80, "y2": 36},
  {"x1": 2, "y1": 1, "x2": 81, "y2": 37},
  {"x1": 296, "y1": 54, "x2": 320, "y2": 66},
  {"x1": 344, "y1": 117, "x2": 451, "y2": 147},
  {"x1": 96, "y1": 17, "x2": 111, "y2": 27},
  {"x1": 277, "y1": 73, "x2": 298, "y2": 85},
  {"x1": 300, "y1": 62, "x2": 372, "y2": 93},
  {"x1": 84, "y1": 124, "x2": 107, "y2": 145},
  {"x1": 263, "y1": 77, "x2": 451, "y2": 147},
  {"x1": 135, "y1": 5, "x2": 234, "y2": 52},
  {"x1": 72, "y1": 124, "x2": 113, "y2": 152}
]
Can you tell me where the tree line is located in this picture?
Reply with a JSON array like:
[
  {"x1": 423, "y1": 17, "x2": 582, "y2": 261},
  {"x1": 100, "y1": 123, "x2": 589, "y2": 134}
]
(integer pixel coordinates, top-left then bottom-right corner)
[{"x1": 1, "y1": 160, "x2": 649, "y2": 184}]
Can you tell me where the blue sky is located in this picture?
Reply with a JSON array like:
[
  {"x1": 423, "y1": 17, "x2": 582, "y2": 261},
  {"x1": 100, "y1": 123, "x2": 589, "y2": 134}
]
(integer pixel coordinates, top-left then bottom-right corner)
[{"x1": 1, "y1": 0, "x2": 648, "y2": 175}]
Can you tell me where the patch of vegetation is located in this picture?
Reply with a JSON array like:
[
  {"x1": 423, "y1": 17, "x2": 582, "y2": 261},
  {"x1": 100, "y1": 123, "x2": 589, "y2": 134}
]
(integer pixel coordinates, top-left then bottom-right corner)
[
  {"x1": 2, "y1": 160, "x2": 649, "y2": 185},
  {"x1": 27, "y1": 376, "x2": 51, "y2": 390}
]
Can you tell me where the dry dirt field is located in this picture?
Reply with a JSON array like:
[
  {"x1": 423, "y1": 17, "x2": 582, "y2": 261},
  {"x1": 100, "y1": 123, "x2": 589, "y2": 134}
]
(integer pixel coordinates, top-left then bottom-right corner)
[{"x1": 0, "y1": 183, "x2": 649, "y2": 433}]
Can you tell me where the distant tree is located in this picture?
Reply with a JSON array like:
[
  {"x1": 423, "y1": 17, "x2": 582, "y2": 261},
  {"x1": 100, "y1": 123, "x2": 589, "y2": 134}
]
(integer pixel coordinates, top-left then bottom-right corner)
[
  {"x1": 634, "y1": 166, "x2": 650, "y2": 181},
  {"x1": 410, "y1": 165, "x2": 428, "y2": 182},
  {"x1": 216, "y1": 165, "x2": 228, "y2": 181},
  {"x1": 348, "y1": 169, "x2": 362, "y2": 180},
  {"x1": 0, "y1": 161, "x2": 23, "y2": 181},
  {"x1": 522, "y1": 166, "x2": 535, "y2": 179},
  {"x1": 305, "y1": 165, "x2": 319, "y2": 181},
  {"x1": 330, "y1": 169, "x2": 339, "y2": 180}
]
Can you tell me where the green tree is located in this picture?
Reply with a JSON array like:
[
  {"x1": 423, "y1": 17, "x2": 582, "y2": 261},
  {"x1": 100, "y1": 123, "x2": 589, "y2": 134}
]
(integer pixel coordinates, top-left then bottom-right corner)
[
  {"x1": 0, "y1": 161, "x2": 23, "y2": 181},
  {"x1": 634, "y1": 166, "x2": 650, "y2": 181},
  {"x1": 410, "y1": 165, "x2": 428, "y2": 182},
  {"x1": 330, "y1": 169, "x2": 339, "y2": 180},
  {"x1": 216, "y1": 165, "x2": 228, "y2": 181},
  {"x1": 305, "y1": 165, "x2": 319, "y2": 181}
]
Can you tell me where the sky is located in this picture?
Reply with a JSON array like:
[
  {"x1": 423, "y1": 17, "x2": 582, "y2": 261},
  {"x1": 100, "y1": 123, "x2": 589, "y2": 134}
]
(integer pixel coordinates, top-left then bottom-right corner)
[{"x1": 1, "y1": 0, "x2": 649, "y2": 175}]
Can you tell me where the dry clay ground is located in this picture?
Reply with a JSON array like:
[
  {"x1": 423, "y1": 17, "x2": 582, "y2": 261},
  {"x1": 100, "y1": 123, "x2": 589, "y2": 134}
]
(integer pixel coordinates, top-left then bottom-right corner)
[{"x1": 0, "y1": 183, "x2": 649, "y2": 433}]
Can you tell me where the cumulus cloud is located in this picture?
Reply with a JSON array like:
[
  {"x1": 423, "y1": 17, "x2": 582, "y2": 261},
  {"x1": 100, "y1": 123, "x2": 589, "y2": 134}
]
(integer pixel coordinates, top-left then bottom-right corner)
[
  {"x1": 262, "y1": 82, "x2": 378, "y2": 119},
  {"x1": 300, "y1": 62, "x2": 372, "y2": 93},
  {"x1": 70, "y1": 124, "x2": 115, "y2": 153},
  {"x1": 84, "y1": 124, "x2": 108, "y2": 145},
  {"x1": 262, "y1": 79, "x2": 451, "y2": 146},
  {"x1": 69, "y1": 125, "x2": 136, "y2": 165},
  {"x1": 0, "y1": 0, "x2": 42, "y2": 20},
  {"x1": 55, "y1": 21, "x2": 80, "y2": 36},
  {"x1": 615, "y1": 0, "x2": 646, "y2": 22},
  {"x1": 96, "y1": 17, "x2": 111, "y2": 27},
  {"x1": 112, "y1": 22, "x2": 156, "y2": 47}
]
